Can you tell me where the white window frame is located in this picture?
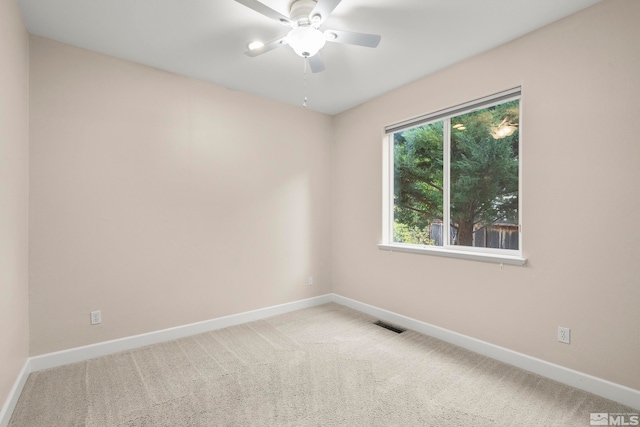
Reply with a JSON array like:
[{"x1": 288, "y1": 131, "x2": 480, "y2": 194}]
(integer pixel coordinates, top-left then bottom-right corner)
[{"x1": 379, "y1": 88, "x2": 526, "y2": 265}]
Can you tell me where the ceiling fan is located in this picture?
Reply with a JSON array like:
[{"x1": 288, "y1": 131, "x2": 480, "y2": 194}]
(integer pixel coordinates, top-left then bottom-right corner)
[{"x1": 235, "y1": 0, "x2": 381, "y2": 73}]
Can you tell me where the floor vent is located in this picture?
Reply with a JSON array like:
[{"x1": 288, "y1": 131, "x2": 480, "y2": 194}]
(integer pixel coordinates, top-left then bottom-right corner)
[{"x1": 374, "y1": 320, "x2": 406, "y2": 334}]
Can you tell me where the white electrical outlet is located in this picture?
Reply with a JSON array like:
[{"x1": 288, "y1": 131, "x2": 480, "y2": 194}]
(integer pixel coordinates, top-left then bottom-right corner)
[
  {"x1": 91, "y1": 310, "x2": 102, "y2": 325},
  {"x1": 308, "y1": 276, "x2": 314, "y2": 286},
  {"x1": 558, "y1": 326, "x2": 570, "y2": 344}
]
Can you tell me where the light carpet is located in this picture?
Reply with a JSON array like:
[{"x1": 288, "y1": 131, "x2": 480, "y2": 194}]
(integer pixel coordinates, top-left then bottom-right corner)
[{"x1": 9, "y1": 303, "x2": 635, "y2": 426}]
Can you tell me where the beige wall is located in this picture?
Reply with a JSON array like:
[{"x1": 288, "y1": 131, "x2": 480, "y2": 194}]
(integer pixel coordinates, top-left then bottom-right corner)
[
  {"x1": 332, "y1": 0, "x2": 640, "y2": 391},
  {"x1": 28, "y1": 37, "x2": 333, "y2": 355},
  {"x1": 0, "y1": 0, "x2": 30, "y2": 408},
  {"x1": 18, "y1": 0, "x2": 640, "y2": 398}
]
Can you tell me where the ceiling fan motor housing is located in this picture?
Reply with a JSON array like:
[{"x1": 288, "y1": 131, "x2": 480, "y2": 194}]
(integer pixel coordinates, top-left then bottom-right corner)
[{"x1": 290, "y1": 0, "x2": 318, "y2": 26}]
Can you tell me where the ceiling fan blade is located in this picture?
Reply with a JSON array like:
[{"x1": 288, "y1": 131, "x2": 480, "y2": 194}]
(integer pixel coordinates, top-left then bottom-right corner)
[
  {"x1": 245, "y1": 37, "x2": 288, "y2": 57},
  {"x1": 324, "y1": 29, "x2": 381, "y2": 48},
  {"x1": 310, "y1": 0, "x2": 342, "y2": 26},
  {"x1": 235, "y1": 0, "x2": 293, "y2": 26},
  {"x1": 308, "y1": 53, "x2": 325, "y2": 73}
]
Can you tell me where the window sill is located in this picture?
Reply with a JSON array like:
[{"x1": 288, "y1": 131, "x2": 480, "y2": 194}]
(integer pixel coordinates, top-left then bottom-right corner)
[{"x1": 377, "y1": 243, "x2": 527, "y2": 266}]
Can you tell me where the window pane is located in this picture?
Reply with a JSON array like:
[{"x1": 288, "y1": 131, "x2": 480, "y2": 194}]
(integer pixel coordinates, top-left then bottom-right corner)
[
  {"x1": 450, "y1": 100, "x2": 519, "y2": 249},
  {"x1": 393, "y1": 122, "x2": 444, "y2": 246}
]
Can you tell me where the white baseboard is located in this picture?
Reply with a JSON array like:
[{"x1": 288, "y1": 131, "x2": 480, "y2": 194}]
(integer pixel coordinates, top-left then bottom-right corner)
[
  {"x1": 0, "y1": 359, "x2": 31, "y2": 427},
  {"x1": 30, "y1": 294, "x2": 332, "y2": 372},
  {"x1": 331, "y1": 293, "x2": 640, "y2": 411},
  {"x1": 5, "y1": 291, "x2": 637, "y2": 426},
  {"x1": 2, "y1": 294, "x2": 333, "y2": 425}
]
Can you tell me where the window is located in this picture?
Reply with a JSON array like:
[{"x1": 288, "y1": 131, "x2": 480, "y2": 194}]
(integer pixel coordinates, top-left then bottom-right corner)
[{"x1": 380, "y1": 88, "x2": 525, "y2": 265}]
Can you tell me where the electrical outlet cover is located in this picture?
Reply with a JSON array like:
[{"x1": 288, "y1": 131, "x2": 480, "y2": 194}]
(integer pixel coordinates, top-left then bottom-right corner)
[
  {"x1": 91, "y1": 310, "x2": 102, "y2": 325},
  {"x1": 558, "y1": 326, "x2": 570, "y2": 344}
]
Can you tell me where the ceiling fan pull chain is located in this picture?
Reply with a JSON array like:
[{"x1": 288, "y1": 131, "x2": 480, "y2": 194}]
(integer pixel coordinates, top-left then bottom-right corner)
[{"x1": 303, "y1": 58, "x2": 308, "y2": 108}]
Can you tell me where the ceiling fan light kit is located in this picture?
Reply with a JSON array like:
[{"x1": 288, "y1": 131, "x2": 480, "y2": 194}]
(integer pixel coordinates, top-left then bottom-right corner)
[
  {"x1": 237, "y1": 0, "x2": 381, "y2": 70},
  {"x1": 325, "y1": 31, "x2": 337, "y2": 41},
  {"x1": 287, "y1": 26, "x2": 326, "y2": 57},
  {"x1": 246, "y1": 40, "x2": 265, "y2": 51}
]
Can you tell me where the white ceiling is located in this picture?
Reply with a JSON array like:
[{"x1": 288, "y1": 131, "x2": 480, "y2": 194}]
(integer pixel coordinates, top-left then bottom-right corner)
[{"x1": 18, "y1": 0, "x2": 601, "y2": 115}]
